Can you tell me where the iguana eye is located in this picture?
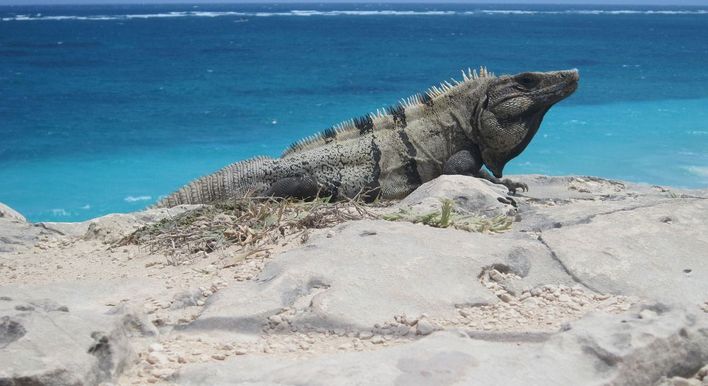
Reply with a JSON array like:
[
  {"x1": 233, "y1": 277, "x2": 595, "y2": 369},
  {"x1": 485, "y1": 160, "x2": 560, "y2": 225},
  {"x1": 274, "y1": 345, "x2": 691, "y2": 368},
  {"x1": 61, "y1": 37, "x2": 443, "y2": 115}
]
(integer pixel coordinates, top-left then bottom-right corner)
[{"x1": 516, "y1": 74, "x2": 539, "y2": 89}]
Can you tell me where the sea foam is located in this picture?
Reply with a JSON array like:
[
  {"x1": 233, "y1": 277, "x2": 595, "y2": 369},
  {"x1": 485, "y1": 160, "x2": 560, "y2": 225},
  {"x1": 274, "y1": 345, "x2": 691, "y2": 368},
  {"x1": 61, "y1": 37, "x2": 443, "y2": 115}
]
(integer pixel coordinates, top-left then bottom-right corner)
[
  {"x1": 124, "y1": 195, "x2": 152, "y2": 203},
  {"x1": 2, "y1": 9, "x2": 708, "y2": 22}
]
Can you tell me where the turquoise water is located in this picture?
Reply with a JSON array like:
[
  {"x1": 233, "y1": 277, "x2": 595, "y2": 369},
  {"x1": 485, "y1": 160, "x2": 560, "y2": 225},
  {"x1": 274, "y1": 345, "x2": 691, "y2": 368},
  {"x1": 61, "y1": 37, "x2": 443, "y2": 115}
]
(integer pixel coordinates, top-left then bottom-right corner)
[{"x1": 1, "y1": 3, "x2": 708, "y2": 221}]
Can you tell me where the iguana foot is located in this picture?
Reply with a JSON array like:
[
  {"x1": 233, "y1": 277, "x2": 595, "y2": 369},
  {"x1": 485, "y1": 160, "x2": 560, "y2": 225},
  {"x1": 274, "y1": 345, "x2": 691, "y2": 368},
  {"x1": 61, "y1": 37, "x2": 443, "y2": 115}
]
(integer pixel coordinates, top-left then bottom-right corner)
[
  {"x1": 499, "y1": 179, "x2": 528, "y2": 195},
  {"x1": 474, "y1": 169, "x2": 529, "y2": 195}
]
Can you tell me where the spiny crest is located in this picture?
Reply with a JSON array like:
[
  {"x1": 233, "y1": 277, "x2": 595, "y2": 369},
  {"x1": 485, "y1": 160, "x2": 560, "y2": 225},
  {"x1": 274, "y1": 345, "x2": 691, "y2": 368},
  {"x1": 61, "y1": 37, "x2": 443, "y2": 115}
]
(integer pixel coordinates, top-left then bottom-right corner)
[
  {"x1": 282, "y1": 66, "x2": 494, "y2": 158},
  {"x1": 427, "y1": 66, "x2": 494, "y2": 99}
]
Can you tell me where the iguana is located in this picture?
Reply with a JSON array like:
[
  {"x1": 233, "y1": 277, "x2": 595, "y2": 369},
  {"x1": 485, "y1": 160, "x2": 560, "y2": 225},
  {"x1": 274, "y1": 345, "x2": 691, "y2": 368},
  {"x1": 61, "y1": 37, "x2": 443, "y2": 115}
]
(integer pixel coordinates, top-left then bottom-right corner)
[{"x1": 155, "y1": 67, "x2": 578, "y2": 207}]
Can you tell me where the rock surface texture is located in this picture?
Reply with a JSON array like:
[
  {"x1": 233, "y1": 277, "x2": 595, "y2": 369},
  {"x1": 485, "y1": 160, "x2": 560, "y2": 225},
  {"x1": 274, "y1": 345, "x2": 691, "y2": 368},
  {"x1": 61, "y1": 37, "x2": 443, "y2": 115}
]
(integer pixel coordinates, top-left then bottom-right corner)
[{"x1": 0, "y1": 175, "x2": 707, "y2": 385}]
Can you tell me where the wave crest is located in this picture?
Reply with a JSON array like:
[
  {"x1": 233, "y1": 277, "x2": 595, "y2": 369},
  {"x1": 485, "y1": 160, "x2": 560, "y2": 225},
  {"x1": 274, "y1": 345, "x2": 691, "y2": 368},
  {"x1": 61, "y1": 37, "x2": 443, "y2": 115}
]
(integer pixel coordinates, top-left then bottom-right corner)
[{"x1": 3, "y1": 9, "x2": 708, "y2": 22}]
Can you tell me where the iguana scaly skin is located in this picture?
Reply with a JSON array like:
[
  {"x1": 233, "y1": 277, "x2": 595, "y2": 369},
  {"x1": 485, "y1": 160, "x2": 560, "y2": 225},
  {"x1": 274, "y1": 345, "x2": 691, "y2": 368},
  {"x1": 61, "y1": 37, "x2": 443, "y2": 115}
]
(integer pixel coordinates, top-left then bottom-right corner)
[{"x1": 156, "y1": 67, "x2": 578, "y2": 207}]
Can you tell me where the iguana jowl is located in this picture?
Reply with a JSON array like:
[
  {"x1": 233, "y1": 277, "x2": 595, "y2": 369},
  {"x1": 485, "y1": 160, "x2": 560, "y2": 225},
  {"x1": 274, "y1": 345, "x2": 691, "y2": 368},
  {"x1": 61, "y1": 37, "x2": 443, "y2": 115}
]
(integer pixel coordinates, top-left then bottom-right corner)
[{"x1": 156, "y1": 67, "x2": 578, "y2": 207}]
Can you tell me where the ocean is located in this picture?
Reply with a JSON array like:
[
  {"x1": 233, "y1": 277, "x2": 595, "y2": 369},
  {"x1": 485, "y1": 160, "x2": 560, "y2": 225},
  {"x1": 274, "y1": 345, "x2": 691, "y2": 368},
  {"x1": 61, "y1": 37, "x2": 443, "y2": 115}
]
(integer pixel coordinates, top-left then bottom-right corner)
[{"x1": 1, "y1": 3, "x2": 708, "y2": 222}]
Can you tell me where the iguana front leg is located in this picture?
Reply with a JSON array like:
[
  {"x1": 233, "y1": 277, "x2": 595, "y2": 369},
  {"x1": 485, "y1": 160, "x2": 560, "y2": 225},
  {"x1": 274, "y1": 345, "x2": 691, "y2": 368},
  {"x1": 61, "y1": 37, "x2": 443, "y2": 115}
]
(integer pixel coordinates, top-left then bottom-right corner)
[{"x1": 442, "y1": 149, "x2": 528, "y2": 195}]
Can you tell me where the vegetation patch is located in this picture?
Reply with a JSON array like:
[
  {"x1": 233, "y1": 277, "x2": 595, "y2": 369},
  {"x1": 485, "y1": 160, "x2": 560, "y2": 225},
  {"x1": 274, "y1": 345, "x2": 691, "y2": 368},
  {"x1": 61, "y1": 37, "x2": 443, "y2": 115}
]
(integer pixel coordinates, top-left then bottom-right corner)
[
  {"x1": 118, "y1": 195, "x2": 383, "y2": 264},
  {"x1": 120, "y1": 197, "x2": 513, "y2": 265},
  {"x1": 382, "y1": 199, "x2": 513, "y2": 233}
]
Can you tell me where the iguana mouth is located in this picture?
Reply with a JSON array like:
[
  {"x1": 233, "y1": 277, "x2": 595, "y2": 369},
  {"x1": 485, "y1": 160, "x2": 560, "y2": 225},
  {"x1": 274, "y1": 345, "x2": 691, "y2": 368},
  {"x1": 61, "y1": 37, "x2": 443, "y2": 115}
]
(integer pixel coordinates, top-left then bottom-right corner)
[{"x1": 532, "y1": 71, "x2": 579, "y2": 102}]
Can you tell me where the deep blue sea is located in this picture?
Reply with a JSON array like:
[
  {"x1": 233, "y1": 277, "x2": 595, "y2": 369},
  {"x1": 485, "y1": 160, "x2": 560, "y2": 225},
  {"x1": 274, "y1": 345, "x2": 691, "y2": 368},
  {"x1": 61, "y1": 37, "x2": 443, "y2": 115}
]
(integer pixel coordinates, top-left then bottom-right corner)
[{"x1": 2, "y1": 3, "x2": 708, "y2": 222}]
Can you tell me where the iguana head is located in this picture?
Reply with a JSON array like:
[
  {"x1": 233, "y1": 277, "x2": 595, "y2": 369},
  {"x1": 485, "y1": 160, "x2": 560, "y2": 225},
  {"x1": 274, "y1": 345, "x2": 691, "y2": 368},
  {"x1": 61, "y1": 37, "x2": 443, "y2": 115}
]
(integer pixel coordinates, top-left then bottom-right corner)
[{"x1": 475, "y1": 69, "x2": 579, "y2": 178}]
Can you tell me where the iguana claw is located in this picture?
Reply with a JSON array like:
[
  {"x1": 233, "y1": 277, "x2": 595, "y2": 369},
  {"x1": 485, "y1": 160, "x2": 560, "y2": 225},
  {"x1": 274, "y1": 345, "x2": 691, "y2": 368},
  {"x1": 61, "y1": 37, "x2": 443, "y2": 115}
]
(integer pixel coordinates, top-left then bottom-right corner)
[{"x1": 501, "y1": 179, "x2": 529, "y2": 195}]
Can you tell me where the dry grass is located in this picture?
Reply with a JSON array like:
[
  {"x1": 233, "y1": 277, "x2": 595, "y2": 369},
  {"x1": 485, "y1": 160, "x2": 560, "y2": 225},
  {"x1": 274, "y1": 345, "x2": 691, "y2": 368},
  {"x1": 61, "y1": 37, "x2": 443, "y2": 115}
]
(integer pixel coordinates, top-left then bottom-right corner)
[
  {"x1": 120, "y1": 196, "x2": 513, "y2": 265},
  {"x1": 119, "y1": 194, "x2": 385, "y2": 265}
]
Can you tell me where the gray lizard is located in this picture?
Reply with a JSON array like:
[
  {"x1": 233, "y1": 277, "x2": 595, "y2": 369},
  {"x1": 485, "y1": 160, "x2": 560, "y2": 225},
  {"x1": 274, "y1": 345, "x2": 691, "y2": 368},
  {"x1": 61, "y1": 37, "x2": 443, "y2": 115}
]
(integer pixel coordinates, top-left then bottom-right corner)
[{"x1": 155, "y1": 67, "x2": 578, "y2": 207}]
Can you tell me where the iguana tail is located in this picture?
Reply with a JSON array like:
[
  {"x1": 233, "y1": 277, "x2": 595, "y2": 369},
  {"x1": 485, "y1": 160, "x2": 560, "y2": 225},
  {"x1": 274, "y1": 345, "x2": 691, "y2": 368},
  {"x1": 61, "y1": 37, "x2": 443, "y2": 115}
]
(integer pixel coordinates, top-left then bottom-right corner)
[{"x1": 154, "y1": 156, "x2": 279, "y2": 208}]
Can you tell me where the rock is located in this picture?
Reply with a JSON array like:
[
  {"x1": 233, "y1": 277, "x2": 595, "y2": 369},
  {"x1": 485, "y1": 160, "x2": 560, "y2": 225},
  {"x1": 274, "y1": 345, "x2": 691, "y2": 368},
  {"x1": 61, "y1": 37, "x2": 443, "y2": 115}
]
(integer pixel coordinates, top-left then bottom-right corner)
[
  {"x1": 539, "y1": 199, "x2": 708, "y2": 305},
  {"x1": 184, "y1": 220, "x2": 572, "y2": 339},
  {"x1": 151, "y1": 368, "x2": 174, "y2": 379},
  {"x1": 171, "y1": 289, "x2": 203, "y2": 310},
  {"x1": 146, "y1": 352, "x2": 168, "y2": 365},
  {"x1": 0, "y1": 278, "x2": 168, "y2": 384},
  {"x1": 415, "y1": 318, "x2": 436, "y2": 336},
  {"x1": 396, "y1": 175, "x2": 517, "y2": 218},
  {"x1": 370, "y1": 335, "x2": 384, "y2": 344},
  {"x1": 0, "y1": 202, "x2": 26, "y2": 222},
  {"x1": 0, "y1": 294, "x2": 137, "y2": 385},
  {"x1": 4, "y1": 175, "x2": 708, "y2": 385},
  {"x1": 37, "y1": 204, "x2": 200, "y2": 242},
  {"x1": 82, "y1": 205, "x2": 200, "y2": 243},
  {"x1": 357, "y1": 331, "x2": 373, "y2": 340},
  {"x1": 176, "y1": 306, "x2": 708, "y2": 386},
  {"x1": 0, "y1": 204, "x2": 41, "y2": 252}
]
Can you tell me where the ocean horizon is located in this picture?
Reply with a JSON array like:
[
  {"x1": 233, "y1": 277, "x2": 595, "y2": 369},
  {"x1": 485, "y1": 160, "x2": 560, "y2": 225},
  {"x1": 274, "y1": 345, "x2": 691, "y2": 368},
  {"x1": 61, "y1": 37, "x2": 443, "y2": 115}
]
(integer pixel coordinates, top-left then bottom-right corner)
[{"x1": 2, "y1": 2, "x2": 708, "y2": 222}]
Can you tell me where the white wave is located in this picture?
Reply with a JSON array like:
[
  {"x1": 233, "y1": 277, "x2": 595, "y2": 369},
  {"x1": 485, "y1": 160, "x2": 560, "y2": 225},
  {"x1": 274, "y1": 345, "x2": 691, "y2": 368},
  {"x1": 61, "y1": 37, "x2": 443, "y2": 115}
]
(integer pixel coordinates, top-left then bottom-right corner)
[
  {"x1": 2, "y1": 9, "x2": 707, "y2": 21},
  {"x1": 124, "y1": 195, "x2": 152, "y2": 202},
  {"x1": 51, "y1": 208, "x2": 70, "y2": 216},
  {"x1": 476, "y1": 10, "x2": 539, "y2": 15},
  {"x1": 252, "y1": 10, "x2": 456, "y2": 17},
  {"x1": 1, "y1": 11, "x2": 247, "y2": 21},
  {"x1": 683, "y1": 166, "x2": 708, "y2": 178}
]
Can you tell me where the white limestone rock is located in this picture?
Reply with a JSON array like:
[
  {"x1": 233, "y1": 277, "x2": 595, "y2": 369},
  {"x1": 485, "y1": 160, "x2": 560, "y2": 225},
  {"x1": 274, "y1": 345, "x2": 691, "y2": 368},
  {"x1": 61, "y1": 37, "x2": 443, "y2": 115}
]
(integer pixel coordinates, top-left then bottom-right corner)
[
  {"x1": 396, "y1": 174, "x2": 517, "y2": 218},
  {"x1": 176, "y1": 306, "x2": 708, "y2": 386}
]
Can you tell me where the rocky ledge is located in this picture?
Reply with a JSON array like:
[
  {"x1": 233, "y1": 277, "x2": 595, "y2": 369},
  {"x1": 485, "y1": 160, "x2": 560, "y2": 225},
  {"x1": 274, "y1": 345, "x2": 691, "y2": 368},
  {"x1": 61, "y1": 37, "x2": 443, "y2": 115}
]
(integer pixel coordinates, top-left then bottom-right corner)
[{"x1": 1, "y1": 175, "x2": 707, "y2": 386}]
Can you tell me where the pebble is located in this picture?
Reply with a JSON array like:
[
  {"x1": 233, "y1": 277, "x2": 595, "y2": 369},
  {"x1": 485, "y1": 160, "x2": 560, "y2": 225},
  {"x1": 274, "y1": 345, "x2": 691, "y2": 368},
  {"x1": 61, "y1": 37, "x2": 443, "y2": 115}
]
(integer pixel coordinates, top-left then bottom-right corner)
[
  {"x1": 558, "y1": 294, "x2": 572, "y2": 303},
  {"x1": 358, "y1": 331, "x2": 374, "y2": 340},
  {"x1": 148, "y1": 343, "x2": 164, "y2": 353},
  {"x1": 499, "y1": 293, "x2": 514, "y2": 303},
  {"x1": 416, "y1": 318, "x2": 436, "y2": 336},
  {"x1": 370, "y1": 335, "x2": 384, "y2": 344},
  {"x1": 639, "y1": 309, "x2": 658, "y2": 320},
  {"x1": 146, "y1": 352, "x2": 168, "y2": 365},
  {"x1": 665, "y1": 378, "x2": 701, "y2": 386},
  {"x1": 212, "y1": 354, "x2": 226, "y2": 361},
  {"x1": 234, "y1": 348, "x2": 248, "y2": 355},
  {"x1": 151, "y1": 368, "x2": 174, "y2": 379},
  {"x1": 489, "y1": 270, "x2": 504, "y2": 282}
]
